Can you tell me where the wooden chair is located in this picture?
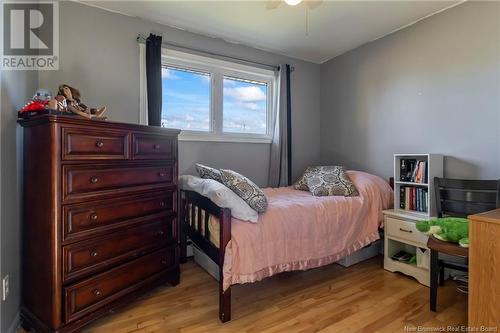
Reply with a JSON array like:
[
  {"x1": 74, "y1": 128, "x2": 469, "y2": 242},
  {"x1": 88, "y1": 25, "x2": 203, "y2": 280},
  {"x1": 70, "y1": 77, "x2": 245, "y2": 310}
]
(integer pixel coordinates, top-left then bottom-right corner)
[{"x1": 428, "y1": 177, "x2": 500, "y2": 311}]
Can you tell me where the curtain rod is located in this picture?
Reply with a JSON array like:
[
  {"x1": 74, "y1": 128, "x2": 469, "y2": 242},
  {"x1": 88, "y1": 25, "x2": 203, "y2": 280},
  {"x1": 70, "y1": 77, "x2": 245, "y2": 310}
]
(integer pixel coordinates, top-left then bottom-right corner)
[{"x1": 136, "y1": 34, "x2": 289, "y2": 72}]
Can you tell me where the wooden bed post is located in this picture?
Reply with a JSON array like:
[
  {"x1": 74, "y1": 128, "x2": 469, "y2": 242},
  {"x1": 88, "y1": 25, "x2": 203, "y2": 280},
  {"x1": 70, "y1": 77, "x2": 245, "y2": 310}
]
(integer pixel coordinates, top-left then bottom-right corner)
[
  {"x1": 219, "y1": 208, "x2": 232, "y2": 323},
  {"x1": 179, "y1": 192, "x2": 187, "y2": 264}
]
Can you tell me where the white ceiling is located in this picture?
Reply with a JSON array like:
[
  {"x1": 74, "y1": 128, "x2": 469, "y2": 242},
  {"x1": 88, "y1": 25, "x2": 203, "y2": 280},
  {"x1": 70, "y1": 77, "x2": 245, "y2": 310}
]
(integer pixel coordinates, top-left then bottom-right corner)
[{"x1": 80, "y1": 0, "x2": 462, "y2": 63}]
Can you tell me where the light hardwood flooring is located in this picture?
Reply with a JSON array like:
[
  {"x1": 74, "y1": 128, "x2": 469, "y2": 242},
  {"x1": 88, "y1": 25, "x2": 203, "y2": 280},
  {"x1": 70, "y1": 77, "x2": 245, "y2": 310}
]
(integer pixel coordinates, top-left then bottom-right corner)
[{"x1": 22, "y1": 256, "x2": 468, "y2": 332}]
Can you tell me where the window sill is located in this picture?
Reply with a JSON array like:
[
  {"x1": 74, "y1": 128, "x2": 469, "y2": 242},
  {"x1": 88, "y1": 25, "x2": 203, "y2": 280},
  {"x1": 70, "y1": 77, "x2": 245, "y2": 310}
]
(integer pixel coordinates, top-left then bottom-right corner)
[{"x1": 178, "y1": 133, "x2": 272, "y2": 144}]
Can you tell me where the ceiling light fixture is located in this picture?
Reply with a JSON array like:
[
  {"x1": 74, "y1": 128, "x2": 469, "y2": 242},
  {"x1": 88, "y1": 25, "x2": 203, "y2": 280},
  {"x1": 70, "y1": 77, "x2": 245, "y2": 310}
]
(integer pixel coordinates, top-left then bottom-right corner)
[{"x1": 284, "y1": 0, "x2": 302, "y2": 6}]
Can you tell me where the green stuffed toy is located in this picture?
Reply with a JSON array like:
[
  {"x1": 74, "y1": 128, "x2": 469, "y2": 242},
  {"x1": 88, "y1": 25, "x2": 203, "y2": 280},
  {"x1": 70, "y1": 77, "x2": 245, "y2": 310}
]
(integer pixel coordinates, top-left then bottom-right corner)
[{"x1": 415, "y1": 217, "x2": 469, "y2": 248}]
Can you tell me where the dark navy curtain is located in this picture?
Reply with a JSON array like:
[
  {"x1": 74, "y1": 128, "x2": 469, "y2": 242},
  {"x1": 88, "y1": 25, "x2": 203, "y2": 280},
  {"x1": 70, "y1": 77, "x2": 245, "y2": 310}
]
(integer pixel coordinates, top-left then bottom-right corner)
[{"x1": 145, "y1": 34, "x2": 163, "y2": 126}]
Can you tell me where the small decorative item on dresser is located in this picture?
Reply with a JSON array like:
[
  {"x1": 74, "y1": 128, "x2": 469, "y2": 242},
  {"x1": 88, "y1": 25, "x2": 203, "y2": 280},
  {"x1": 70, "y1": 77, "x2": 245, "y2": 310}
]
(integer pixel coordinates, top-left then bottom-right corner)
[
  {"x1": 51, "y1": 84, "x2": 107, "y2": 119},
  {"x1": 18, "y1": 89, "x2": 54, "y2": 118},
  {"x1": 18, "y1": 85, "x2": 108, "y2": 120},
  {"x1": 18, "y1": 115, "x2": 180, "y2": 333}
]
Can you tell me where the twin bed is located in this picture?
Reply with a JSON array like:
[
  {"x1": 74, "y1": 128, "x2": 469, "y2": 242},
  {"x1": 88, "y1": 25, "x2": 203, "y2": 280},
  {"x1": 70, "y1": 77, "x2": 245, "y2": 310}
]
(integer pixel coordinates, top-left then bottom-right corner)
[{"x1": 180, "y1": 171, "x2": 394, "y2": 322}]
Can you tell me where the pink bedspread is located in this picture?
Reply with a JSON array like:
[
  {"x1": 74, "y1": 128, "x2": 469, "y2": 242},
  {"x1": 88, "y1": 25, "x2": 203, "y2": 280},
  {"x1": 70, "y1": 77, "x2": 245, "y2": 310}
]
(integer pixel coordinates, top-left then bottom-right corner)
[{"x1": 222, "y1": 170, "x2": 393, "y2": 291}]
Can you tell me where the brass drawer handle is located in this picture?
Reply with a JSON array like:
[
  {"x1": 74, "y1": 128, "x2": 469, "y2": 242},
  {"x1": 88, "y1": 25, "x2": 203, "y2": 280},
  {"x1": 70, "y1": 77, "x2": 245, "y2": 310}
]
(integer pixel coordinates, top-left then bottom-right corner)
[
  {"x1": 90, "y1": 250, "x2": 98, "y2": 257},
  {"x1": 159, "y1": 201, "x2": 165, "y2": 207},
  {"x1": 89, "y1": 176, "x2": 99, "y2": 184},
  {"x1": 90, "y1": 213, "x2": 98, "y2": 221},
  {"x1": 92, "y1": 289, "x2": 101, "y2": 297},
  {"x1": 161, "y1": 259, "x2": 168, "y2": 265},
  {"x1": 153, "y1": 144, "x2": 161, "y2": 150},
  {"x1": 158, "y1": 172, "x2": 166, "y2": 177},
  {"x1": 399, "y1": 228, "x2": 413, "y2": 233},
  {"x1": 156, "y1": 230, "x2": 164, "y2": 237},
  {"x1": 96, "y1": 140, "x2": 104, "y2": 148}
]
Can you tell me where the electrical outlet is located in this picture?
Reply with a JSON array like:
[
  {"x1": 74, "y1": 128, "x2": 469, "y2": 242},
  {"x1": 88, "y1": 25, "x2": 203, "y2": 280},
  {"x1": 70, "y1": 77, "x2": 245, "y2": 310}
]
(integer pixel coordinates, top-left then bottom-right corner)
[{"x1": 2, "y1": 275, "x2": 9, "y2": 301}]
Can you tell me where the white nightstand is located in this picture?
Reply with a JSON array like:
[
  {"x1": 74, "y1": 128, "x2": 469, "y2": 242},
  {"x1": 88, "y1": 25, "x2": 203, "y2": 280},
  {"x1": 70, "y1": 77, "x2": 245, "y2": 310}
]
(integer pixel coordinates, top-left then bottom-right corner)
[{"x1": 383, "y1": 209, "x2": 430, "y2": 286}]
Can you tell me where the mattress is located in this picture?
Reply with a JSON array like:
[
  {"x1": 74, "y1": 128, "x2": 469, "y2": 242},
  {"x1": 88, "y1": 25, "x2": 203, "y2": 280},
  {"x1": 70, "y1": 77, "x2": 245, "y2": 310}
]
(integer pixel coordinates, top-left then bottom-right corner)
[{"x1": 187, "y1": 206, "x2": 220, "y2": 248}]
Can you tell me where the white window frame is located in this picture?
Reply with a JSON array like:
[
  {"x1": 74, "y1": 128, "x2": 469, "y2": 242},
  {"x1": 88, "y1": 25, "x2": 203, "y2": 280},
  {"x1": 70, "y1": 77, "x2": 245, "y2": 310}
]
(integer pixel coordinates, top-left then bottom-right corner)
[{"x1": 160, "y1": 49, "x2": 275, "y2": 144}]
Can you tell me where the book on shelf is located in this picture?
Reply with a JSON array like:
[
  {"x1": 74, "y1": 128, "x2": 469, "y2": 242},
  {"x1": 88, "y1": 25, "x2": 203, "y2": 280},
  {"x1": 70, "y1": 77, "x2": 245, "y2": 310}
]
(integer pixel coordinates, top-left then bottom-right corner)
[
  {"x1": 400, "y1": 186, "x2": 428, "y2": 213},
  {"x1": 399, "y1": 159, "x2": 427, "y2": 183}
]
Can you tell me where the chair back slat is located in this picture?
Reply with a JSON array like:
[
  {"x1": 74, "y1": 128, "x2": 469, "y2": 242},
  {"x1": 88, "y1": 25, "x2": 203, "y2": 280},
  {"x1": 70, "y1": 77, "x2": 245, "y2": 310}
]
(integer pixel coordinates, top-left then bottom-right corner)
[
  {"x1": 435, "y1": 177, "x2": 500, "y2": 218},
  {"x1": 441, "y1": 201, "x2": 497, "y2": 218},
  {"x1": 436, "y1": 178, "x2": 499, "y2": 191},
  {"x1": 440, "y1": 189, "x2": 498, "y2": 203}
]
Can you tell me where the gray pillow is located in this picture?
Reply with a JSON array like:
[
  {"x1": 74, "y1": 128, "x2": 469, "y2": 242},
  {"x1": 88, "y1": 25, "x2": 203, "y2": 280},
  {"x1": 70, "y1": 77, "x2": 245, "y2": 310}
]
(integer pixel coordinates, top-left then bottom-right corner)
[
  {"x1": 304, "y1": 166, "x2": 358, "y2": 197},
  {"x1": 219, "y1": 169, "x2": 268, "y2": 213},
  {"x1": 196, "y1": 163, "x2": 222, "y2": 183}
]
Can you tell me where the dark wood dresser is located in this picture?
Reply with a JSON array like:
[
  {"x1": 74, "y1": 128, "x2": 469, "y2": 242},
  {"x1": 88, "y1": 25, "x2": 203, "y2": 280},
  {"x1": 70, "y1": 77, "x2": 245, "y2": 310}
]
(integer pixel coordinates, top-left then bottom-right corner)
[{"x1": 18, "y1": 115, "x2": 181, "y2": 332}]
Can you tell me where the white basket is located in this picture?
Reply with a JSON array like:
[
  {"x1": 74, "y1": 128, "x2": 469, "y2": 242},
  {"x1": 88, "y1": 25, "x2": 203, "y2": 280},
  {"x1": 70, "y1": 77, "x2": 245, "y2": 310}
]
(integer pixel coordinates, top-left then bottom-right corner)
[{"x1": 416, "y1": 247, "x2": 430, "y2": 269}]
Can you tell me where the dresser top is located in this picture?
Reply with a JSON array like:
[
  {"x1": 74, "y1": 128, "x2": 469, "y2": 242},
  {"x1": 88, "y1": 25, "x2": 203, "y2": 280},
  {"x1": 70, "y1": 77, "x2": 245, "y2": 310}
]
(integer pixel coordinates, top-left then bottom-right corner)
[
  {"x1": 469, "y1": 208, "x2": 500, "y2": 225},
  {"x1": 18, "y1": 114, "x2": 181, "y2": 135}
]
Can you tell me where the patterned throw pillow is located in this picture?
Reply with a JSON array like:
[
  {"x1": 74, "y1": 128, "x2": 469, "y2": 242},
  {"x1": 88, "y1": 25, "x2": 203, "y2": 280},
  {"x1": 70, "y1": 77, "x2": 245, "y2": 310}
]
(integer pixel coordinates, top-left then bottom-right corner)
[
  {"x1": 294, "y1": 166, "x2": 315, "y2": 191},
  {"x1": 219, "y1": 169, "x2": 268, "y2": 213},
  {"x1": 304, "y1": 166, "x2": 359, "y2": 197},
  {"x1": 196, "y1": 163, "x2": 222, "y2": 183}
]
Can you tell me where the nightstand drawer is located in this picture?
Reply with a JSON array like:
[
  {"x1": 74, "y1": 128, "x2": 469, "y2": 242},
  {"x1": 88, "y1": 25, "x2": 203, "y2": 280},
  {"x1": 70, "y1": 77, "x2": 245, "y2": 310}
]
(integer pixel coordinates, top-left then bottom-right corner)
[{"x1": 386, "y1": 216, "x2": 428, "y2": 245}]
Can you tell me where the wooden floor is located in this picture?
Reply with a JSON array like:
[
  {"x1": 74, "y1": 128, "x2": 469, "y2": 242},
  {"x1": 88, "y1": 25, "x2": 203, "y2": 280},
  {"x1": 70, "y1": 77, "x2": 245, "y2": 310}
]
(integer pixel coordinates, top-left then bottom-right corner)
[{"x1": 23, "y1": 256, "x2": 468, "y2": 333}]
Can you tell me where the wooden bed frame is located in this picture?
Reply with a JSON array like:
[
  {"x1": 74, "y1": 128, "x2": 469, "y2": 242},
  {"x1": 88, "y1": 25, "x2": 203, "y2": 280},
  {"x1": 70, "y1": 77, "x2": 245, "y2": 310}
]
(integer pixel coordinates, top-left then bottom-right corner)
[
  {"x1": 179, "y1": 177, "x2": 394, "y2": 323},
  {"x1": 180, "y1": 190, "x2": 232, "y2": 322}
]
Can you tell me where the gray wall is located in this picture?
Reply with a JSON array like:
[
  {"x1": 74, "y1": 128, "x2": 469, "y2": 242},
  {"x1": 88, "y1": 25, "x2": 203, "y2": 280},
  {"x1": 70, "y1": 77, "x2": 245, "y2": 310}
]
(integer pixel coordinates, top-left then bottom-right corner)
[
  {"x1": 320, "y1": 1, "x2": 500, "y2": 180},
  {"x1": 0, "y1": 70, "x2": 38, "y2": 332},
  {"x1": 38, "y1": 1, "x2": 322, "y2": 186}
]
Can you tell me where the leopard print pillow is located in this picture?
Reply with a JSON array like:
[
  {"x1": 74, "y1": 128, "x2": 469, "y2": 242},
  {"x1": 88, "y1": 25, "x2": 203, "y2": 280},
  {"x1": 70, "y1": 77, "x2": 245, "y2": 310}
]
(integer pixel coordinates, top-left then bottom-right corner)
[
  {"x1": 294, "y1": 166, "x2": 315, "y2": 191},
  {"x1": 304, "y1": 166, "x2": 358, "y2": 197},
  {"x1": 196, "y1": 163, "x2": 223, "y2": 183},
  {"x1": 219, "y1": 169, "x2": 268, "y2": 213}
]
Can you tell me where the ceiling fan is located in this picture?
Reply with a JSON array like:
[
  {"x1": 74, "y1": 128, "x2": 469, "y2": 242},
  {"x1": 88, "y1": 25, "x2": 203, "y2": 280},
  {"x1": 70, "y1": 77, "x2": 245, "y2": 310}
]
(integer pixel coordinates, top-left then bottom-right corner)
[
  {"x1": 266, "y1": 0, "x2": 322, "y2": 10},
  {"x1": 266, "y1": 0, "x2": 322, "y2": 36}
]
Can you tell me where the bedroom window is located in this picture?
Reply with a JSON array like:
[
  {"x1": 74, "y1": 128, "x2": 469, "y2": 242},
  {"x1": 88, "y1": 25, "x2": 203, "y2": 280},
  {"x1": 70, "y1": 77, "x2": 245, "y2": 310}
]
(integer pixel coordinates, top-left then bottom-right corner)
[
  {"x1": 161, "y1": 66, "x2": 211, "y2": 131},
  {"x1": 159, "y1": 49, "x2": 275, "y2": 143},
  {"x1": 223, "y1": 76, "x2": 268, "y2": 135}
]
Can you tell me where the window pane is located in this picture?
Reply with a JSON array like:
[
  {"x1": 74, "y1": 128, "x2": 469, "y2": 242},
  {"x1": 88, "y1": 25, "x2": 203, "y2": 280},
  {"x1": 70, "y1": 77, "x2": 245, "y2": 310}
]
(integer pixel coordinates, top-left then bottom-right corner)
[
  {"x1": 161, "y1": 66, "x2": 210, "y2": 131},
  {"x1": 223, "y1": 76, "x2": 267, "y2": 135}
]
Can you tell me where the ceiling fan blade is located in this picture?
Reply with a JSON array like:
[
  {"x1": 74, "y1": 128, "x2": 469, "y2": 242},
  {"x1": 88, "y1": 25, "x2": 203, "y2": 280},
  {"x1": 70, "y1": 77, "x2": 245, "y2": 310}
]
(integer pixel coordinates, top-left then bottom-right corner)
[
  {"x1": 305, "y1": 0, "x2": 322, "y2": 10},
  {"x1": 266, "y1": 0, "x2": 282, "y2": 10}
]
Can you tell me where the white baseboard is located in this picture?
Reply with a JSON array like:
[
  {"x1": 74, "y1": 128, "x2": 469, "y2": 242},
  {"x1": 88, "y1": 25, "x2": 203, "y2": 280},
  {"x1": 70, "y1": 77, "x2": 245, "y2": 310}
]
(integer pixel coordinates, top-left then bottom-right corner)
[
  {"x1": 186, "y1": 243, "x2": 194, "y2": 257},
  {"x1": 186, "y1": 238, "x2": 194, "y2": 258}
]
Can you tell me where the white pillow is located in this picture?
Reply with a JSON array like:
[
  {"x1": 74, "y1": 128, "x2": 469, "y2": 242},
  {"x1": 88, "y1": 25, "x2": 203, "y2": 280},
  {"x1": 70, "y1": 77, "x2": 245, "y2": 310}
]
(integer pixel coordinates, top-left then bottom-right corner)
[{"x1": 179, "y1": 175, "x2": 258, "y2": 223}]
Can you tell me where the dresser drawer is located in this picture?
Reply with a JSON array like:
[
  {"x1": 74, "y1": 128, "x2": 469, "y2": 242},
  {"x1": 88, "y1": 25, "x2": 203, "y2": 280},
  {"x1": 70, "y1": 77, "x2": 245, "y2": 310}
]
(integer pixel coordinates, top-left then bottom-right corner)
[
  {"x1": 62, "y1": 127, "x2": 130, "y2": 160},
  {"x1": 64, "y1": 247, "x2": 175, "y2": 323},
  {"x1": 386, "y1": 216, "x2": 428, "y2": 245},
  {"x1": 63, "y1": 219, "x2": 174, "y2": 282},
  {"x1": 132, "y1": 134, "x2": 176, "y2": 160},
  {"x1": 62, "y1": 191, "x2": 175, "y2": 242},
  {"x1": 63, "y1": 164, "x2": 175, "y2": 203}
]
